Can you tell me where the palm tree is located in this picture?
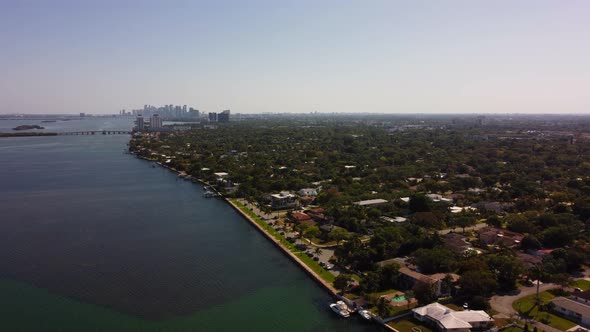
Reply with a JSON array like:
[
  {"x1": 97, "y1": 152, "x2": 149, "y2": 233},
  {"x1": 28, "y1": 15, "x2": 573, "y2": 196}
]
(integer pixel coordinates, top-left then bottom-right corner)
[
  {"x1": 529, "y1": 264, "x2": 544, "y2": 304},
  {"x1": 314, "y1": 247, "x2": 323, "y2": 256},
  {"x1": 260, "y1": 204, "x2": 272, "y2": 219}
]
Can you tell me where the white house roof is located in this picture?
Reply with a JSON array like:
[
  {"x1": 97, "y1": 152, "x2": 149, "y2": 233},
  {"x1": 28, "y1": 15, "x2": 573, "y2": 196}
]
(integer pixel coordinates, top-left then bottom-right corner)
[
  {"x1": 381, "y1": 216, "x2": 408, "y2": 223},
  {"x1": 298, "y1": 188, "x2": 318, "y2": 196},
  {"x1": 427, "y1": 193, "x2": 443, "y2": 201},
  {"x1": 354, "y1": 199, "x2": 388, "y2": 206},
  {"x1": 271, "y1": 192, "x2": 295, "y2": 199},
  {"x1": 450, "y1": 206, "x2": 477, "y2": 213},
  {"x1": 413, "y1": 302, "x2": 451, "y2": 319},
  {"x1": 214, "y1": 172, "x2": 229, "y2": 177},
  {"x1": 438, "y1": 314, "x2": 473, "y2": 329},
  {"x1": 413, "y1": 303, "x2": 492, "y2": 330},
  {"x1": 452, "y1": 311, "x2": 493, "y2": 323}
]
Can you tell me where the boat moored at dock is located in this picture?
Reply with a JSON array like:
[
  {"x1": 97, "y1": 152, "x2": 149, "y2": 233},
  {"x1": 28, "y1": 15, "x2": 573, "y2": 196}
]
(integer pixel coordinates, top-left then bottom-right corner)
[
  {"x1": 330, "y1": 301, "x2": 351, "y2": 318},
  {"x1": 358, "y1": 309, "x2": 372, "y2": 321},
  {"x1": 203, "y1": 190, "x2": 218, "y2": 198}
]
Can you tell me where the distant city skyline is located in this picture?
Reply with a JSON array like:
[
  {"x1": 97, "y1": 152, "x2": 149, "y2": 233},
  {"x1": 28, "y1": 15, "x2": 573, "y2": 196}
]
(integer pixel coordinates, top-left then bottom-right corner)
[{"x1": 1, "y1": 1, "x2": 589, "y2": 114}]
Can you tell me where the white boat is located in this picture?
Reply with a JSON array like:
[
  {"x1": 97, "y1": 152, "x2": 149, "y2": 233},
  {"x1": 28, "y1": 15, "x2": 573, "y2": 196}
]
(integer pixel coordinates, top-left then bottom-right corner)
[
  {"x1": 358, "y1": 309, "x2": 372, "y2": 320},
  {"x1": 330, "y1": 301, "x2": 351, "y2": 318}
]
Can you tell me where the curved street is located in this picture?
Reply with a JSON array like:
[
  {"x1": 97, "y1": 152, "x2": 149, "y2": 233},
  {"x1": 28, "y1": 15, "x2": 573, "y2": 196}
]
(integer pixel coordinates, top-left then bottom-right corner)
[{"x1": 490, "y1": 282, "x2": 558, "y2": 318}]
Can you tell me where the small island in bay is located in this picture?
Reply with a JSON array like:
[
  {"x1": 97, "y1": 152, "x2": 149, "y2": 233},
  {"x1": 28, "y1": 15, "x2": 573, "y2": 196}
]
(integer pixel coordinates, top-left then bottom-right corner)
[{"x1": 13, "y1": 125, "x2": 45, "y2": 131}]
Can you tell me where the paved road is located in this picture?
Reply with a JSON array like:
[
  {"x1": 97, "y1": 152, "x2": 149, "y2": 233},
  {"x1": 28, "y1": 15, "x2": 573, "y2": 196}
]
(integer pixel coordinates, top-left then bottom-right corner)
[
  {"x1": 438, "y1": 222, "x2": 488, "y2": 235},
  {"x1": 490, "y1": 282, "x2": 558, "y2": 318}
]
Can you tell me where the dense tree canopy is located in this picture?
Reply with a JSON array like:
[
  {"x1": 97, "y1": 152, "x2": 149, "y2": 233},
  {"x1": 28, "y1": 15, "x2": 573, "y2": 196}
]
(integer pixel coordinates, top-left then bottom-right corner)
[{"x1": 130, "y1": 115, "x2": 590, "y2": 311}]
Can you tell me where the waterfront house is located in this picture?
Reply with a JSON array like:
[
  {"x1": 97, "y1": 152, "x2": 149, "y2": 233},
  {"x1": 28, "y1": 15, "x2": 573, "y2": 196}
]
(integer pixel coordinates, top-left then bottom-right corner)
[
  {"x1": 398, "y1": 267, "x2": 459, "y2": 297},
  {"x1": 413, "y1": 302, "x2": 493, "y2": 332},
  {"x1": 214, "y1": 172, "x2": 229, "y2": 180},
  {"x1": 270, "y1": 192, "x2": 298, "y2": 210},
  {"x1": 291, "y1": 212, "x2": 312, "y2": 223}
]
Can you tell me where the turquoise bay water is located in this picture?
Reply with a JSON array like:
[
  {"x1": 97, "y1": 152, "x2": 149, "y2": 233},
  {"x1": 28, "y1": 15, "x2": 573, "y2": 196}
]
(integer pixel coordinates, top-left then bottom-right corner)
[{"x1": 0, "y1": 119, "x2": 381, "y2": 331}]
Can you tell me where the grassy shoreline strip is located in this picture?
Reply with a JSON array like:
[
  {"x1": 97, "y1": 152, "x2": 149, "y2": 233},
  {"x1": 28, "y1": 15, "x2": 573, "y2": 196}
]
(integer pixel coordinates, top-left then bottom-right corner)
[
  {"x1": 132, "y1": 151, "x2": 400, "y2": 331},
  {"x1": 136, "y1": 155, "x2": 336, "y2": 284},
  {"x1": 131, "y1": 157, "x2": 338, "y2": 289},
  {"x1": 227, "y1": 199, "x2": 337, "y2": 287}
]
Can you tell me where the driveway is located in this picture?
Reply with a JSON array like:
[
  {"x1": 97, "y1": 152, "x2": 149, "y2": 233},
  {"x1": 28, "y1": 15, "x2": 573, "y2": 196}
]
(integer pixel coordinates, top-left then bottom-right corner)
[{"x1": 490, "y1": 282, "x2": 558, "y2": 318}]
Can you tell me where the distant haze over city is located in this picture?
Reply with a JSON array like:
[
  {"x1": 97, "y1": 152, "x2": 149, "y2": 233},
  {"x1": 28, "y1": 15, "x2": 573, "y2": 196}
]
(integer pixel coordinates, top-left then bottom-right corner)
[{"x1": 1, "y1": 1, "x2": 589, "y2": 115}]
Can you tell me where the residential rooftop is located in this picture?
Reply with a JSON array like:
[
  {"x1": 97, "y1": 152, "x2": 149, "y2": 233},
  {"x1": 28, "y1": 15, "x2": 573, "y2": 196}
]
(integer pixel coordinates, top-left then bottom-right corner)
[{"x1": 354, "y1": 198, "x2": 388, "y2": 206}]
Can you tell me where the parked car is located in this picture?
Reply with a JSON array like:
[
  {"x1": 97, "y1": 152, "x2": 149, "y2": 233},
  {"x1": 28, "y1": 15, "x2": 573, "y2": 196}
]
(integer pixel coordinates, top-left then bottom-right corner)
[{"x1": 295, "y1": 244, "x2": 308, "y2": 250}]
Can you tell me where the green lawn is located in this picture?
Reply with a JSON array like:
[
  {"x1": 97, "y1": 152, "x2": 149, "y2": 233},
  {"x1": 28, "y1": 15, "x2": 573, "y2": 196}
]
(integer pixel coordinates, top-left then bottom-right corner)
[
  {"x1": 343, "y1": 293, "x2": 361, "y2": 300},
  {"x1": 388, "y1": 318, "x2": 434, "y2": 332},
  {"x1": 572, "y1": 279, "x2": 590, "y2": 291},
  {"x1": 501, "y1": 327, "x2": 524, "y2": 332},
  {"x1": 231, "y1": 199, "x2": 335, "y2": 284},
  {"x1": 350, "y1": 274, "x2": 362, "y2": 282},
  {"x1": 368, "y1": 288, "x2": 402, "y2": 298},
  {"x1": 513, "y1": 291, "x2": 577, "y2": 331},
  {"x1": 295, "y1": 252, "x2": 336, "y2": 283}
]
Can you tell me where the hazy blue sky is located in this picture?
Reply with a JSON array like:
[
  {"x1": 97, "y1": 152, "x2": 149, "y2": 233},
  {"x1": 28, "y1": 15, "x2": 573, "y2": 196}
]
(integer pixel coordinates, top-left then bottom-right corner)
[{"x1": 1, "y1": 0, "x2": 589, "y2": 114}]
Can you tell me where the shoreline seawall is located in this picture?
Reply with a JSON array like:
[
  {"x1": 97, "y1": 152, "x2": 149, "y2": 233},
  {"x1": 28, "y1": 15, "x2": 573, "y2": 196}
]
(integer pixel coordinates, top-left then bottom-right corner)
[
  {"x1": 130, "y1": 153, "x2": 338, "y2": 295},
  {"x1": 131, "y1": 151, "x2": 399, "y2": 330},
  {"x1": 225, "y1": 198, "x2": 339, "y2": 296}
]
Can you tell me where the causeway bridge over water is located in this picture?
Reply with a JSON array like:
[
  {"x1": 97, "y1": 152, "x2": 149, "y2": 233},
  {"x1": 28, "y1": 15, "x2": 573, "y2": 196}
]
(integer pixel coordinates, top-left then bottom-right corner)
[{"x1": 58, "y1": 130, "x2": 132, "y2": 136}]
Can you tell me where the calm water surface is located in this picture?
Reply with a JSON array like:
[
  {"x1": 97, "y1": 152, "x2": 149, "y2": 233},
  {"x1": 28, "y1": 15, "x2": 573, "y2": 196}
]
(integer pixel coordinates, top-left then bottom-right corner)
[{"x1": 0, "y1": 119, "x2": 381, "y2": 331}]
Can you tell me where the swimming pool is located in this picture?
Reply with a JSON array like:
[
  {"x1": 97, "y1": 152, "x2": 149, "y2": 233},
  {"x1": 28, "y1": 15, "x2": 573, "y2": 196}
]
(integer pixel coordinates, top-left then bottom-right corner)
[{"x1": 391, "y1": 295, "x2": 406, "y2": 302}]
